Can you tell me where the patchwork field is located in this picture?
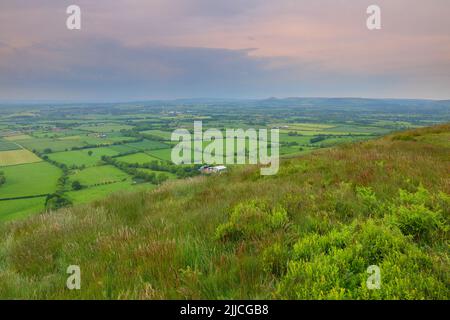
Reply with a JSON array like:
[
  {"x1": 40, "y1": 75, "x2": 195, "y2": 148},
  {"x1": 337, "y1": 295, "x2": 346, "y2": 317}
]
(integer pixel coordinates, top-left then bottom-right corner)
[
  {"x1": 0, "y1": 149, "x2": 42, "y2": 166},
  {"x1": 76, "y1": 123, "x2": 134, "y2": 133},
  {"x1": 0, "y1": 98, "x2": 448, "y2": 227}
]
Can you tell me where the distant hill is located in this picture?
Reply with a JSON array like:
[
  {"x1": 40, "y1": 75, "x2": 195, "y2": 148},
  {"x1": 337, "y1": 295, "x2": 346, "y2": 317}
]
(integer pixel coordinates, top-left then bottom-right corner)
[{"x1": 0, "y1": 124, "x2": 448, "y2": 299}]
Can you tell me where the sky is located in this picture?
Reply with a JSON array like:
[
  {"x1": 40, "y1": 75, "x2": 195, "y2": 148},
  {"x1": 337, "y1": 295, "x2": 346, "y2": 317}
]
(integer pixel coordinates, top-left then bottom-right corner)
[{"x1": 0, "y1": 0, "x2": 449, "y2": 102}]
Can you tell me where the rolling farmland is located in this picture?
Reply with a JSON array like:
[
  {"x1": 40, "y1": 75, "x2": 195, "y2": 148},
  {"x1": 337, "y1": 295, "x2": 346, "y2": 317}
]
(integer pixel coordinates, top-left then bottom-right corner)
[{"x1": 0, "y1": 98, "x2": 449, "y2": 223}]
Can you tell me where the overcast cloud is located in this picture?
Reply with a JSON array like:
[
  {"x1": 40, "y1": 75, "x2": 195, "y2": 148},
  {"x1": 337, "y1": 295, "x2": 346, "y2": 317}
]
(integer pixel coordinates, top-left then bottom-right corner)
[{"x1": 0, "y1": 0, "x2": 449, "y2": 101}]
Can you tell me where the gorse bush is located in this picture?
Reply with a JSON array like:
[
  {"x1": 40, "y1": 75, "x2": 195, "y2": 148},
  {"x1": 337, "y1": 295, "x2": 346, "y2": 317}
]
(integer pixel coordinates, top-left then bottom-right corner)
[
  {"x1": 276, "y1": 220, "x2": 447, "y2": 299},
  {"x1": 292, "y1": 227, "x2": 352, "y2": 261},
  {"x1": 388, "y1": 185, "x2": 447, "y2": 243}
]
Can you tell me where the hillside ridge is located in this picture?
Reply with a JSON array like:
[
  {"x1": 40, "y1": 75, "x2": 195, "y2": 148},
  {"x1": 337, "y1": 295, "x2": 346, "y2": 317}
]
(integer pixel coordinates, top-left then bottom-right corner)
[{"x1": 0, "y1": 124, "x2": 448, "y2": 299}]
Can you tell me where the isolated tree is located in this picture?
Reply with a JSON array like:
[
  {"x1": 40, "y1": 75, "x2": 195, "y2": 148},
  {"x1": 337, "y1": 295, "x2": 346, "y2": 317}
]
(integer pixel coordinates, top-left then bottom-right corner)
[
  {"x1": 88, "y1": 150, "x2": 93, "y2": 156},
  {"x1": 0, "y1": 171, "x2": 5, "y2": 187},
  {"x1": 45, "y1": 193, "x2": 72, "y2": 210},
  {"x1": 71, "y1": 180, "x2": 83, "y2": 190}
]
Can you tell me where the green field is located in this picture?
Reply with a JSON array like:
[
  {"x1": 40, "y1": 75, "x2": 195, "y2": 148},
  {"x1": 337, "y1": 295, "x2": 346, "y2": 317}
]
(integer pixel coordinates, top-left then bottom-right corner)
[
  {"x1": 15, "y1": 137, "x2": 87, "y2": 152},
  {"x1": 66, "y1": 181, "x2": 155, "y2": 204},
  {"x1": 0, "y1": 197, "x2": 46, "y2": 222},
  {"x1": 116, "y1": 152, "x2": 162, "y2": 164},
  {"x1": 140, "y1": 129, "x2": 173, "y2": 140},
  {"x1": 0, "y1": 162, "x2": 61, "y2": 198},
  {"x1": 279, "y1": 134, "x2": 313, "y2": 144},
  {"x1": 148, "y1": 148, "x2": 179, "y2": 161},
  {"x1": 125, "y1": 139, "x2": 169, "y2": 151},
  {"x1": 107, "y1": 144, "x2": 138, "y2": 154},
  {"x1": 324, "y1": 124, "x2": 390, "y2": 134},
  {"x1": 137, "y1": 168, "x2": 177, "y2": 180},
  {"x1": 313, "y1": 136, "x2": 371, "y2": 147},
  {"x1": 47, "y1": 147, "x2": 119, "y2": 167},
  {"x1": 69, "y1": 165, "x2": 130, "y2": 186}
]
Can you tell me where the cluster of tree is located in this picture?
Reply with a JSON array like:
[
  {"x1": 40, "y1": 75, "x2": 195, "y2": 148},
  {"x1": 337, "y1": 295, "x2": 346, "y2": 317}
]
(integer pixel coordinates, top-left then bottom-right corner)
[
  {"x1": 0, "y1": 171, "x2": 5, "y2": 187},
  {"x1": 71, "y1": 180, "x2": 83, "y2": 190},
  {"x1": 142, "y1": 133, "x2": 167, "y2": 142},
  {"x1": 39, "y1": 154, "x2": 69, "y2": 171},
  {"x1": 287, "y1": 131, "x2": 303, "y2": 136},
  {"x1": 120, "y1": 130, "x2": 144, "y2": 139},
  {"x1": 101, "y1": 156, "x2": 168, "y2": 184},
  {"x1": 133, "y1": 170, "x2": 169, "y2": 185},
  {"x1": 102, "y1": 156, "x2": 201, "y2": 181},
  {"x1": 310, "y1": 135, "x2": 329, "y2": 144},
  {"x1": 69, "y1": 138, "x2": 143, "y2": 152},
  {"x1": 37, "y1": 151, "x2": 74, "y2": 210},
  {"x1": 45, "y1": 192, "x2": 72, "y2": 210},
  {"x1": 89, "y1": 178, "x2": 127, "y2": 188},
  {"x1": 283, "y1": 141, "x2": 300, "y2": 147},
  {"x1": 57, "y1": 170, "x2": 69, "y2": 189}
]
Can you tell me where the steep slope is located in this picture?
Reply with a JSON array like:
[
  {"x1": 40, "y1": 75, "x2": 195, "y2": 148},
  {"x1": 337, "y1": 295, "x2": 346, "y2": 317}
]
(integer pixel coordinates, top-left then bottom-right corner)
[{"x1": 0, "y1": 124, "x2": 448, "y2": 299}]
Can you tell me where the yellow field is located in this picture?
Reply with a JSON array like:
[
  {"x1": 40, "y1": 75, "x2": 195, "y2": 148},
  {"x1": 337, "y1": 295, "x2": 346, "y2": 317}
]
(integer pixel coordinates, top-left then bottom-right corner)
[
  {"x1": 0, "y1": 149, "x2": 42, "y2": 166},
  {"x1": 4, "y1": 134, "x2": 33, "y2": 141}
]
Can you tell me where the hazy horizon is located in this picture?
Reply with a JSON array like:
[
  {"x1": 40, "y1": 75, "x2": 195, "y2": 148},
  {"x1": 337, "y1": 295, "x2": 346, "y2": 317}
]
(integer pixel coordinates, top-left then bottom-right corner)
[{"x1": 1, "y1": 96, "x2": 450, "y2": 106}]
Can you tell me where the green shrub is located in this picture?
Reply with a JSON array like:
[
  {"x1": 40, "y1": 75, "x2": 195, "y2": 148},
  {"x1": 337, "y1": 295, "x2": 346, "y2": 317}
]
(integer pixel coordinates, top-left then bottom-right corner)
[
  {"x1": 215, "y1": 201, "x2": 288, "y2": 241},
  {"x1": 356, "y1": 186, "x2": 381, "y2": 217},
  {"x1": 292, "y1": 227, "x2": 352, "y2": 261},
  {"x1": 388, "y1": 185, "x2": 447, "y2": 243},
  {"x1": 389, "y1": 204, "x2": 445, "y2": 243},
  {"x1": 398, "y1": 184, "x2": 431, "y2": 207},
  {"x1": 276, "y1": 220, "x2": 447, "y2": 299}
]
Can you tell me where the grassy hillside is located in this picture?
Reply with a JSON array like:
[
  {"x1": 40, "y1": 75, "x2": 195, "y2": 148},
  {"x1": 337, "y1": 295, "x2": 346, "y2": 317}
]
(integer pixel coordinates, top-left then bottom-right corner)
[{"x1": 0, "y1": 124, "x2": 448, "y2": 299}]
